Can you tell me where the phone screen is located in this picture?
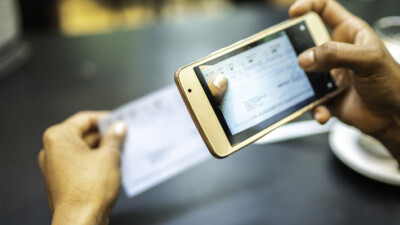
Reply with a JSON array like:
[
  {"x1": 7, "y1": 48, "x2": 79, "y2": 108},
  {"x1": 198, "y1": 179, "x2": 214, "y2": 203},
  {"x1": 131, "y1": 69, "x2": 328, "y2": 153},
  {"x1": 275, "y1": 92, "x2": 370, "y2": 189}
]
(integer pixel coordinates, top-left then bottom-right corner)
[{"x1": 195, "y1": 21, "x2": 336, "y2": 145}]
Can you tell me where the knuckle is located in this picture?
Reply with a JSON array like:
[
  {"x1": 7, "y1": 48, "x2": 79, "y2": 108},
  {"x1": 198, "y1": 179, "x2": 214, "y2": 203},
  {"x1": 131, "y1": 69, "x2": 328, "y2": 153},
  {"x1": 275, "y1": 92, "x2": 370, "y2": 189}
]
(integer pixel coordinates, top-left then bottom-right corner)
[
  {"x1": 38, "y1": 150, "x2": 45, "y2": 168},
  {"x1": 360, "y1": 22, "x2": 370, "y2": 31},
  {"x1": 42, "y1": 125, "x2": 60, "y2": 145},
  {"x1": 318, "y1": 42, "x2": 338, "y2": 66},
  {"x1": 73, "y1": 111, "x2": 90, "y2": 119},
  {"x1": 370, "y1": 45, "x2": 386, "y2": 62},
  {"x1": 356, "y1": 18, "x2": 371, "y2": 31},
  {"x1": 314, "y1": 0, "x2": 328, "y2": 12},
  {"x1": 321, "y1": 42, "x2": 337, "y2": 58},
  {"x1": 359, "y1": 45, "x2": 387, "y2": 74}
]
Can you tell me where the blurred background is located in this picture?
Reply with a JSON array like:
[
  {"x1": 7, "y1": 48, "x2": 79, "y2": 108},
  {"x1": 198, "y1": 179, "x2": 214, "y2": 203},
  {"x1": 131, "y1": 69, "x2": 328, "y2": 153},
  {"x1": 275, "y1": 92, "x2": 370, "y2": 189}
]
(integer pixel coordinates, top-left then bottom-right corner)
[
  {"x1": 7, "y1": 0, "x2": 397, "y2": 78},
  {"x1": 19, "y1": 0, "x2": 297, "y2": 36}
]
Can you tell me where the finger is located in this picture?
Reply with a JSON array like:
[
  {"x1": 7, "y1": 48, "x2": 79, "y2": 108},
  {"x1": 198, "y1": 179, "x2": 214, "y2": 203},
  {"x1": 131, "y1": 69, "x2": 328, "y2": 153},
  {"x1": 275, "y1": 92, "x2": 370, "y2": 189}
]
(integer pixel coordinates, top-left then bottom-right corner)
[
  {"x1": 312, "y1": 105, "x2": 331, "y2": 124},
  {"x1": 298, "y1": 42, "x2": 384, "y2": 75},
  {"x1": 329, "y1": 68, "x2": 348, "y2": 89},
  {"x1": 64, "y1": 111, "x2": 109, "y2": 136},
  {"x1": 207, "y1": 74, "x2": 228, "y2": 103},
  {"x1": 83, "y1": 132, "x2": 101, "y2": 148},
  {"x1": 290, "y1": 0, "x2": 377, "y2": 44},
  {"x1": 289, "y1": 0, "x2": 354, "y2": 29},
  {"x1": 99, "y1": 121, "x2": 127, "y2": 151}
]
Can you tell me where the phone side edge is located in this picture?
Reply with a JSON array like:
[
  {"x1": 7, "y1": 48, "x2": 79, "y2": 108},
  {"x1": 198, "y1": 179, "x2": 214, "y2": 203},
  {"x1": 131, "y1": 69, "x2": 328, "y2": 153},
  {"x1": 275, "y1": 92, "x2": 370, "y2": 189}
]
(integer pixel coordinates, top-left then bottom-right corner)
[{"x1": 174, "y1": 67, "x2": 226, "y2": 159}]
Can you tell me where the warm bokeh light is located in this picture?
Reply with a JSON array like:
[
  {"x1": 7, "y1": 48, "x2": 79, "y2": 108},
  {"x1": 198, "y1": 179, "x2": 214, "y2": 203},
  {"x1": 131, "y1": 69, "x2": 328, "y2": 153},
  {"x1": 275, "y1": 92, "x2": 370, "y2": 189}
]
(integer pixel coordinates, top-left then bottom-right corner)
[{"x1": 59, "y1": 0, "x2": 236, "y2": 36}]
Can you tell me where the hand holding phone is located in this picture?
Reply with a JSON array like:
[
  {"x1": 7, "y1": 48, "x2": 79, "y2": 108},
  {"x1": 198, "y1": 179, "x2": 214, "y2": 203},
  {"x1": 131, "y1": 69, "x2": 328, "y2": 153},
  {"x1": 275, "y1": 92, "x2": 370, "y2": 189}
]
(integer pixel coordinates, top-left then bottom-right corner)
[
  {"x1": 176, "y1": 12, "x2": 347, "y2": 158},
  {"x1": 290, "y1": 0, "x2": 400, "y2": 161}
]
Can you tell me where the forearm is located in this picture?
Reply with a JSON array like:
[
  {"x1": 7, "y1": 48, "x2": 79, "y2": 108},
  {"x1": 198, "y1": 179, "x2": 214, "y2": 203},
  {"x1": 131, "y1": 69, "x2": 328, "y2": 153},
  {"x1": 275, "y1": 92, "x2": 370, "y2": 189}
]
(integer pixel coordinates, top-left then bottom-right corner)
[{"x1": 51, "y1": 203, "x2": 109, "y2": 225}]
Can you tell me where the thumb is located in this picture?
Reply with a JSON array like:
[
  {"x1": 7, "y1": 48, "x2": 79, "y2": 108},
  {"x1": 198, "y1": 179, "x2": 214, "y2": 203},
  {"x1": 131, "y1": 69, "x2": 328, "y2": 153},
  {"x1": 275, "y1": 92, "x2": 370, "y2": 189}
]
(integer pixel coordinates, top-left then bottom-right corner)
[
  {"x1": 208, "y1": 74, "x2": 228, "y2": 103},
  {"x1": 298, "y1": 41, "x2": 384, "y2": 76},
  {"x1": 100, "y1": 121, "x2": 127, "y2": 150}
]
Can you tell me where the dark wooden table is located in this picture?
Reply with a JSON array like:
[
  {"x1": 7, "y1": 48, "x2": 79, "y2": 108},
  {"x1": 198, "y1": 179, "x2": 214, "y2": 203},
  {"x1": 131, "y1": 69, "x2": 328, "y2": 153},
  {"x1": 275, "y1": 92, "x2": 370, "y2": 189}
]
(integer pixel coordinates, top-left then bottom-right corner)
[{"x1": 1, "y1": 1, "x2": 399, "y2": 224}]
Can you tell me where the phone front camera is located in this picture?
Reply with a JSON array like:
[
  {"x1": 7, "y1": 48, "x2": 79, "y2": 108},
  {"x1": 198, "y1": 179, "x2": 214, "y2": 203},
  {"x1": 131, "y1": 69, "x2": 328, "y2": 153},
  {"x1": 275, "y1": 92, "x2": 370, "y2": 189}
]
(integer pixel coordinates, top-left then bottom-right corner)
[{"x1": 327, "y1": 82, "x2": 333, "y2": 89}]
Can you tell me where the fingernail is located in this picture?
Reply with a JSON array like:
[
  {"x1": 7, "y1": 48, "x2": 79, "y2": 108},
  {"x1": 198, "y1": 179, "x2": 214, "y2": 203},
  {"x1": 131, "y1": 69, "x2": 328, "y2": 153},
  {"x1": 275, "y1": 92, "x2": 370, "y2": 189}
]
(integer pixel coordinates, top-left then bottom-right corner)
[
  {"x1": 298, "y1": 49, "x2": 315, "y2": 68},
  {"x1": 314, "y1": 111, "x2": 321, "y2": 121},
  {"x1": 112, "y1": 121, "x2": 127, "y2": 135},
  {"x1": 213, "y1": 74, "x2": 227, "y2": 89}
]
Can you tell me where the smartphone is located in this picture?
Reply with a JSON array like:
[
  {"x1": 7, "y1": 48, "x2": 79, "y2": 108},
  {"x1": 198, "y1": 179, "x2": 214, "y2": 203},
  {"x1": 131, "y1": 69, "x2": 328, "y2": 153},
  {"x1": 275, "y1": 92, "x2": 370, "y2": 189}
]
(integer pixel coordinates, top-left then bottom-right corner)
[{"x1": 175, "y1": 12, "x2": 347, "y2": 158}]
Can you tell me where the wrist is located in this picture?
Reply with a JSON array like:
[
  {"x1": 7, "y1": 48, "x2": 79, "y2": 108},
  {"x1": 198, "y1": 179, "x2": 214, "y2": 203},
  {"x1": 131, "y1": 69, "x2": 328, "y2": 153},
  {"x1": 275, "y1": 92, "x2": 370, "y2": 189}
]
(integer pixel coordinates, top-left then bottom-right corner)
[
  {"x1": 377, "y1": 120, "x2": 400, "y2": 163},
  {"x1": 52, "y1": 202, "x2": 109, "y2": 225}
]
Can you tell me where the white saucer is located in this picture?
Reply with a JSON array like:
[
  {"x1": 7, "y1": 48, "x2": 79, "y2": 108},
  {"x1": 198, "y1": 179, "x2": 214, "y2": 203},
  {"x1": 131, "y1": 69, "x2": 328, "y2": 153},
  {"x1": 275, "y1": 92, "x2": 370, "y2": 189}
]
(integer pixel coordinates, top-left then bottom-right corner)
[{"x1": 329, "y1": 121, "x2": 400, "y2": 186}]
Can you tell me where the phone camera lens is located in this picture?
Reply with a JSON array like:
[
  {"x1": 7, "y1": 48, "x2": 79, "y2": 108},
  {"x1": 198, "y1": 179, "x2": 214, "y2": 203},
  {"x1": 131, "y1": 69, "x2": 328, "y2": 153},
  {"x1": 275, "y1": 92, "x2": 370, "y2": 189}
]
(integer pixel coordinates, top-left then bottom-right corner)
[{"x1": 188, "y1": 89, "x2": 192, "y2": 93}]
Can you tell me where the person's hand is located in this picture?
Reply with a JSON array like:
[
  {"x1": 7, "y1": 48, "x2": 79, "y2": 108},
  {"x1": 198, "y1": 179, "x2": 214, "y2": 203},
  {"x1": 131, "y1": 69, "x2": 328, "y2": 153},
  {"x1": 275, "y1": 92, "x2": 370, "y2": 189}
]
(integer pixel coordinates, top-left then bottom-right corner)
[
  {"x1": 38, "y1": 111, "x2": 127, "y2": 225},
  {"x1": 208, "y1": 73, "x2": 228, "y2": 103},
  {"x1": 290, "y1": 0, "x2": 400, "y2": 160}
]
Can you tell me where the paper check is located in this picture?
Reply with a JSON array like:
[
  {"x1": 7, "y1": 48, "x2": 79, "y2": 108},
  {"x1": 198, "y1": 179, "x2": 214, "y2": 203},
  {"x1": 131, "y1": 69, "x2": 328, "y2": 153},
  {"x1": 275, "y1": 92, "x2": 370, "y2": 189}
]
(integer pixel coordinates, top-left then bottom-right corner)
[
  {"x1": 98, "y1": 85, "x2": 210, "y2": 197},
  {"x1": 98, "y1": 85, "x2": 334, "y2": 198}
]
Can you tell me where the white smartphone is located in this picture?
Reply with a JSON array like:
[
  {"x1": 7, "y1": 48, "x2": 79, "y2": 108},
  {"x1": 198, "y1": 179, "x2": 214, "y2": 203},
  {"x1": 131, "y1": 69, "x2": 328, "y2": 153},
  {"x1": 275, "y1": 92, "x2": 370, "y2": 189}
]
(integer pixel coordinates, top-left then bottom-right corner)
[{"x1": 175, "y1": 12, "x2": 347, "y2": 158}]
